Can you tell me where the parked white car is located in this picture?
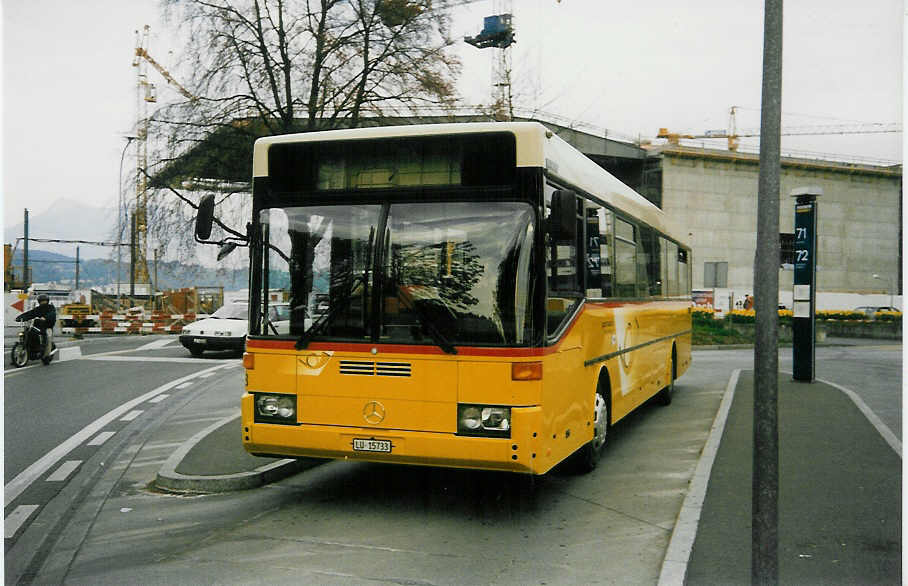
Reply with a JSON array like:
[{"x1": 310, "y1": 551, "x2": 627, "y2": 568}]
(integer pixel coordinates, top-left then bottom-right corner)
[{"x1": 180, "y1": 301, "x2": 289, "y2": 357}]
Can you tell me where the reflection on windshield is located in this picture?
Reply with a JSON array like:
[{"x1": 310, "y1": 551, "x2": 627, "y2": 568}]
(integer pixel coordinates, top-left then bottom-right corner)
[
  {"x1": 260, "y1": 201, "x2": 535, "y2": 347},
  {"x1": 211, "y1": 303, "x2": 248, "y2": 320}
]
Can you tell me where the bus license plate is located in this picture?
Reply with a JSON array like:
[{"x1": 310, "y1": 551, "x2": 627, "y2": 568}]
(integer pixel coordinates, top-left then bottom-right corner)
[{"x1": 353, "y1": 438, "x2": 392, "y2": 453}]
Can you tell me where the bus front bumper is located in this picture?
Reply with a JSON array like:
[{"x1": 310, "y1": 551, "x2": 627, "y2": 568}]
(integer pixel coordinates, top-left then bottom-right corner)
[{"x1": 241, "y1": 395, "x2": 547, "y2": 475}]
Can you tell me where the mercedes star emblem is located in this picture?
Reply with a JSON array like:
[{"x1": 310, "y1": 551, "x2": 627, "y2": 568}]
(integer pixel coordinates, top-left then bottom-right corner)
[{"x1": 363, "y1": 400, "x2": 386, "y2": 425}]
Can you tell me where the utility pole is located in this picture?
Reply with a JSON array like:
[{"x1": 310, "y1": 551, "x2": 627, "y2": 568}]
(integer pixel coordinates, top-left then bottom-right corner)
[
  {"x1": 753, "y1": 0, "x2": 783, "y2": 583},
  {"x1": 130, "y1": 213, "x2": 136, "y2": 297},
  {"x1": 23, "y1": 209, "x2": 29, "y2": 289},
  {"x1": 118, "y1": 135, "x2": 137, "y2": 309}
]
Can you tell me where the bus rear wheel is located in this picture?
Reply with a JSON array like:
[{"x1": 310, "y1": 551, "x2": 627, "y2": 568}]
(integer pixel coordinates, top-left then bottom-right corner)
[
  {"x1": 656, "y1": 348, "x2": 677, "y2": 406},
  {"x1": 574, "y1": 381, "x2": 610, "y2": 473}
]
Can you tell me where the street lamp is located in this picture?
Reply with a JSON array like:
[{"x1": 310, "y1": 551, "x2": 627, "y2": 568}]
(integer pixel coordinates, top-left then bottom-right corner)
[
  {"x1": 872, "y1": 273, "x2": 894, "y2": 309},
  {"x1": 118, "y1": 136, "x2": 137, "y2": 310}
]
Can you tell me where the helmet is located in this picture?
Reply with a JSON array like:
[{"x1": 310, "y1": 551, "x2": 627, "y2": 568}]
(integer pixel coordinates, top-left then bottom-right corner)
[{"x1": 37, "y1": 294, "x2": 49, "y2": 303}]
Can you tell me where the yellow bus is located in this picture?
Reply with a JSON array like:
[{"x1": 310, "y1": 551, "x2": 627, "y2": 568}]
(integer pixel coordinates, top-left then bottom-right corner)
[{"x1": 218, "y1": 122, "x2": 691, "y2": 475}]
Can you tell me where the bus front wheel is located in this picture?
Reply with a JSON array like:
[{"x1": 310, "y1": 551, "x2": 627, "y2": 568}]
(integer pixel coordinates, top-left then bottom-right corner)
[{"x1": 574, "y1": 380, "x2": 610, "y2": 473}]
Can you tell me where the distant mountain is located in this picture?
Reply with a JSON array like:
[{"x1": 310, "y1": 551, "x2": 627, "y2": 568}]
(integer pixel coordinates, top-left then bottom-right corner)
[
  {"x1": 5, "y1": 198, "x2": 117, "y2": 260},
  {"x1": 9, "y1": 248, "x2": 252, "y2": 291}
]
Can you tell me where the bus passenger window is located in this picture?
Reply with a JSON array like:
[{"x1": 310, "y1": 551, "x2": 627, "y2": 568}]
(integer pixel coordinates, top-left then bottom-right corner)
[
  {"x1": 679, "y1": 248, "x2": 691, "y2": 294},
  {"x1": 664, "y1": 240, "x2": 679, "y2": 296},
  {"x1": 614, "y1": 218, "x2": 636, "y2": 298},
  {"x1": 545, "y1": 186, "x2": 582, "y2": 336},
  {"x1": 597, "y1": 208, "x2": 614, "y2": 297},
  {"x1": 640, "y1": 227, "x2": 662, "y2": 297},
  {"x1": 585, "y1": 208, "x2": 601, "y2": 297}
]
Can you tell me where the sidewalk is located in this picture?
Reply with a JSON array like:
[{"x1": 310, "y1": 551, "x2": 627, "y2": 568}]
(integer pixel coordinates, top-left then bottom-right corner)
[{"x1": 683, "y1": 371, "x2": 901, "y2": 584}]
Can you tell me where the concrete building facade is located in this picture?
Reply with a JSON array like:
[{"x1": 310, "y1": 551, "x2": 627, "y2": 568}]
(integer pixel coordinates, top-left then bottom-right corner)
[
  {"x1": 165, "y1": 113, "x2": 901, "y2": 305},
  {"x1": 650, "y1": 146, "x2": 901, "y2": 299}
]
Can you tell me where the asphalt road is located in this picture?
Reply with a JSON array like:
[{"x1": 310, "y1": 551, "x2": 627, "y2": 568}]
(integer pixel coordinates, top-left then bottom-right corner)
[
  {"x1": 3, "y1": 335, "x2": 238, "y2": 567},
  {"x1": 3, "y1": 337, "x2": 900, "y2": 585}
]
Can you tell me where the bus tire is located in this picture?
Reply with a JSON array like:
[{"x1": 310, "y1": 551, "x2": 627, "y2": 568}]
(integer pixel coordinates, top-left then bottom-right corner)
[
  {"x1": 656, "y1": 347, "x2": 677, "y2": 406},
  {"x1": 574, "y1": 376, "x2": 610, "y2": 473}
]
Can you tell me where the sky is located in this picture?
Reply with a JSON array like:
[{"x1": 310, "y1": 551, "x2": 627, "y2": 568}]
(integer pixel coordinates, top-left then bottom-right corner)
[{"x1": 1, "y1": 0, "x2": 904, "y2": 254}]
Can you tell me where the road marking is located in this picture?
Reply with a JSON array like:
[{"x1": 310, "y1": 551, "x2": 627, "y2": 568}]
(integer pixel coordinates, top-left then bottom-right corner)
[
  {"x1": 4, "y1": 363, "x2": 236, "y2": 507},
  {"x1": 148, "y1": 394, "x2": 168, "y2": 403},
  {"x1": 135, "y1": 338, "x2": 176, "y2": 350},
  {"x1": 120, "y1": 410, "x2": 144, "y2": 422},
  {"x1": 46, "y1": 460, "x2": 82, "y2": 482},
  {"x1": 174, "y1": 382, "x2": 193, "y2": 389},
  {"x1": 5, "y1": 505, "x2": 40, "y2": 538},
  {"x1": 143, "y1": 441, "x2": 184, "y2": 450},
  {"x1": 82, "y1": 356, "x2": 235, "y2": 364},
  {"x1": 198, "y1": 372, "x2": 217, "y2": 378},
  {"x1": 817, "y1": 376, "x2": 902, "y2": 458},
  {"x1": 86, "y1": 431, "x2": 116, "y2": 446}
]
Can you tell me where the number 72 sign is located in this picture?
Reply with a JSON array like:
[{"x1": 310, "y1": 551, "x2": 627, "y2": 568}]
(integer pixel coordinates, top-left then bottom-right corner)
[{"x1": 793, "y1": 203, "x2": 816, "y2": 283}]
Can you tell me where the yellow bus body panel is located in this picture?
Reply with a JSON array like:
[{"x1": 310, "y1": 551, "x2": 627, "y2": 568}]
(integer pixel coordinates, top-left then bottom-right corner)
[{"x1": 242, "y1": 301, "x2": 691, "y2": 475}]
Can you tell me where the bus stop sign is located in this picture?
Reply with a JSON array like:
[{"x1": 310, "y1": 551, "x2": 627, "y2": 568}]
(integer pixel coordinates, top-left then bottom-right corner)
[{"x1": 791, "y1": 187, "x2": 822, "y2": 381}]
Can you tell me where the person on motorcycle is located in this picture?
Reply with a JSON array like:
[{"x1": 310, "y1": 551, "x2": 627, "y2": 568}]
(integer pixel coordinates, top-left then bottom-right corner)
[{"x1": 16, "y1": 293, "x2": 56, "y2": 359}]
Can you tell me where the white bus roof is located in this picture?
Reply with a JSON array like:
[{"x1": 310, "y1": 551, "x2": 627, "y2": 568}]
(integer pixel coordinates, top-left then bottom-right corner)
[{"x1": 253, "y1": 122, "x2": 687, "y2": 245}]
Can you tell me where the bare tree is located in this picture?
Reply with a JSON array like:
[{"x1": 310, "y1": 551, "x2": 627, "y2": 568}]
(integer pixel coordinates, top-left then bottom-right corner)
[{"x1": 140, "y1": 0, "x2": 461, "y2": 261}]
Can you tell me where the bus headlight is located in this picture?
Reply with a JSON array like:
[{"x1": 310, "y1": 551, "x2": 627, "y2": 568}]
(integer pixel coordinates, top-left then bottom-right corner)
[
  {"x1": 457, "y1": 404, "x2": 511, "y2": 438},
  {"x1": 254, "y1": 393, "x2": 298, "y2": 424}
]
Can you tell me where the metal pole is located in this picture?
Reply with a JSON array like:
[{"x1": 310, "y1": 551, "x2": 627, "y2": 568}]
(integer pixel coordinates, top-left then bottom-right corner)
[
  {"x1": 23, "y1": 209, "x2": 29, "y2": 289},
  {"x1": 753, "y1": 0, "x2": 783, "y2": 583},
  {"x1": 75, "y1": 246, "x2": 80, "y2": 289},
  {"x1": 118, "y1": 136, "x2": 136, "y2": 309},
  {"x1": 130, "y1": 213, "x2": 136, "y2": 297}
]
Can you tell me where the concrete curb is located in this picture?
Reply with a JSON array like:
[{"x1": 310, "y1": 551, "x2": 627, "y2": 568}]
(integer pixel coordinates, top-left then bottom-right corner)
[
  {"x1": 154, "y1": 413, "x2": 313, "y2": 493},
  {"x1": 657, "y1": 369, "x2": 741, "y2": 586}
]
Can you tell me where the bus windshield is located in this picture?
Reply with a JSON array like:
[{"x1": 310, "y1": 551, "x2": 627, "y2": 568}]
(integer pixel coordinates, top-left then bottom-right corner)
[{"x1": 261, "y1": 200, "x2": 536, "y2": 348}]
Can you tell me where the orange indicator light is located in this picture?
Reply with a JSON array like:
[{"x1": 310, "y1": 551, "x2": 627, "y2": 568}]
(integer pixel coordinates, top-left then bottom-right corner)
[
  {"x1": 243, "y1": 352, "x2": 255, "y2": 370},
  {"x1": 511, "y1": 361, "x2": 542, "y2": 381}
]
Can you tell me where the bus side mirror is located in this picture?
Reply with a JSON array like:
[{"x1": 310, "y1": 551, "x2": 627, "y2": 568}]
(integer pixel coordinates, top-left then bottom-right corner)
[
  {"x1": 216, "y1": 242, "x2": 238, "y2": 261},
  {"x1": 549, "y1": 190, "x2": 578, "y2": 240},
  {"x1": 195, "y1": 194, "x2": 215, "y2": 241}
]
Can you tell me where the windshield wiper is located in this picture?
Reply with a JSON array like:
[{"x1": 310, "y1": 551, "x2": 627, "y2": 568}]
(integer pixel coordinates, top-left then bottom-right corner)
[
  {"x1": 396, "y1": 288, "x2": 458, "y2": 355},
  {"x1": 296, "y1": 228, "x2": 375, "y2": 350},
  {"x1": 295, "y1": 275, "x2": 364, "y2": 350}
]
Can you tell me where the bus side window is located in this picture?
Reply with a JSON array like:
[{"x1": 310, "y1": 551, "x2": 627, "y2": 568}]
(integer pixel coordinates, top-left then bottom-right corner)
[
  {"x1": 614, "y1": 217, "x2": 636, "y2": 298},
  {"x1": 679, "y1": 248, "x2": 691, "y2": 294},
  {"x1": 545, "y1": 185, "x2": 582, "y2": 336},
  {"x1": 639, "y1": 226, "x2": 662, "y2": 297},
  {"x1": 585, "y1": 208, "x2": 601, "y2": 297},
  {"x1": 596, "y1": 207, "x2": 613, "y2": 297},
  {"x1": 663, "y1": 239, "x2": 679, "y2": 296}
]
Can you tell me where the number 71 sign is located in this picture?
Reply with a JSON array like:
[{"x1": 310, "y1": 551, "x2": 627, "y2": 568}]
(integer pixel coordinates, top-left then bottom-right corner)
[{"x1": 791, "y1": 186, "x2": 822, "y2": 382}]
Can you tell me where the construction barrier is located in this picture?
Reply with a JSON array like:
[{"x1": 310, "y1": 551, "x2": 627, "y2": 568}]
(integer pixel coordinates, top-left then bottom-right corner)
[{"x1": 60, "y1": 309, "x2": 205, "y2": 336}]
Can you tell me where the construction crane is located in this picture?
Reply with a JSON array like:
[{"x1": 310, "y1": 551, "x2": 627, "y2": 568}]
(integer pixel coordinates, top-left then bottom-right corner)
[
  {"x1": 657, "y1": 106, "x2": 902, "y2": 152},
  {"x1": 131, "y1": 25, "x2": 196, "y2": 286},
  {"x1": 463, "y1": 1, "x2": 516, "y2": 121}
]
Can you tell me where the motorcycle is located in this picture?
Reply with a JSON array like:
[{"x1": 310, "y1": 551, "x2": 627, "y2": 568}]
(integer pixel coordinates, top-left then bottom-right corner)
[{"x1": 10, "y1": 318, "x2": 57, "y2": 367}]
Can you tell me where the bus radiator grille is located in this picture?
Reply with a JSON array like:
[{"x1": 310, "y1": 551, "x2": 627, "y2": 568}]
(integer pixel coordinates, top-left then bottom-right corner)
[{"x1": 339, "y1": 361, "x2": 411, "y2": 377}]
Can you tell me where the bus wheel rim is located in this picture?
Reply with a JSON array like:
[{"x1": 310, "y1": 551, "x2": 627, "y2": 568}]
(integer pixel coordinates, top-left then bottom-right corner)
[{"x1": 592, "y1": 392, "x2": 607, "y2": 450}]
